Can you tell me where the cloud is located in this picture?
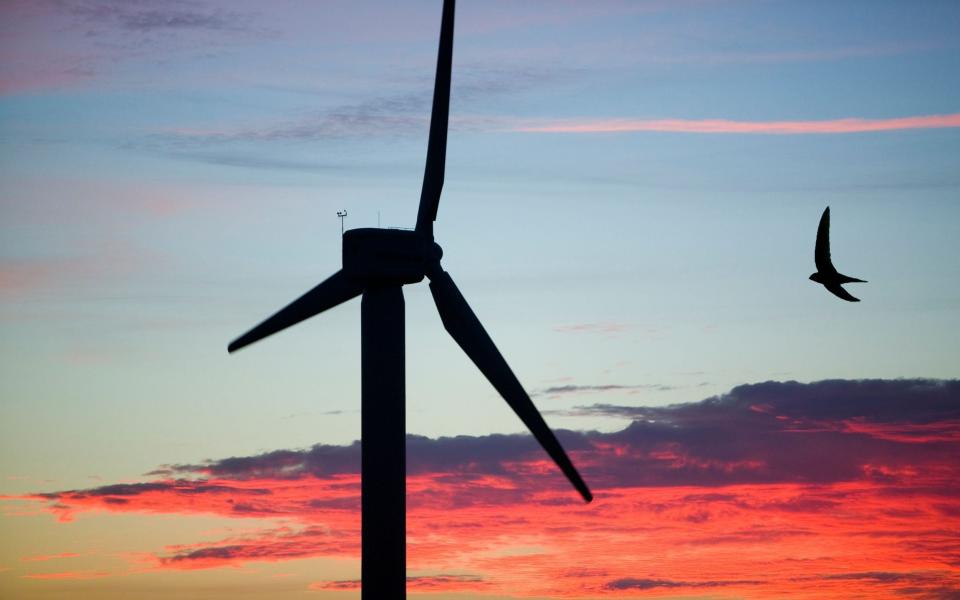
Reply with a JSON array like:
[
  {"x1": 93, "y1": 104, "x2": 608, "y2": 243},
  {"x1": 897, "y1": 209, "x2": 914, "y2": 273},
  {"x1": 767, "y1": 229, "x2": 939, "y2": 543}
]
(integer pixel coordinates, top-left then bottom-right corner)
[
  {"x1": 145, "y1": 108, "x2": 960, "y2": 172},
  {"x1": 20, "y1": 553, "x2": 81, "y2": 562},
  {"x1": 553, "y1": 322, "x2": 630, "y2": 333},
  {"x1": 632, "y1": 41, "x2": 948, "y2": 68},
  {"x1": 10, "y1": 379, "x2": 960, "y2": 597},
  {"x1": 148, "y1": 149, "x2": 360, "y2": 173},
  {"x1": 143, "y1": 63, "x2": 571, "y2": 156},
  {"x1": 0, "y1": 261, "x2": 64, "y2": 297},
  {"x1": 160, "y1": 525, "x2": 356, "y2": 570},
  {"x1": 21, "y1": 570, "x2": 110, "y2": 580},
  {"x1": 512, "y1": 113, "x2": 960, "y2": 134},
  {"x1": 0, "y1": 0, "x2": 259, "y2": 95},
  {"x1": 818, "y1": 571, "x2": 937, "y2": 583},
  {"x1": 161, "y1": 113, "x2": 427, "y2": 145},
  {"x1": 310, "y1": 574, "x2": 487, "y2": 591},
  {"x1": 40, "y1": 379, "x2": 960, "y2": 495},
  {"x1": 0, "y1": 240, "x2": 145, "y2": 299},
  {"x1": 157, "y1": 110, "x2": 960, "y2": 148},
  {"x1": 535, "y1": 383, "x2": 674, "y2": 398},
  {"x1": 605, "y1": 577, "x2": 761, "y2": 590},
  {"x1": 59, "y1": 0, "x2": 244, "y2": 33}
]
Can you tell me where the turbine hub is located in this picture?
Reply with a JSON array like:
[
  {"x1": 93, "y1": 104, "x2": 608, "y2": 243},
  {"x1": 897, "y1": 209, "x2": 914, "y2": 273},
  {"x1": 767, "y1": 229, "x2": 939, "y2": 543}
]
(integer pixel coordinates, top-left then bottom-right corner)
[{"x1": 342, "y1": 228, "x2": 439, "y2": 284}]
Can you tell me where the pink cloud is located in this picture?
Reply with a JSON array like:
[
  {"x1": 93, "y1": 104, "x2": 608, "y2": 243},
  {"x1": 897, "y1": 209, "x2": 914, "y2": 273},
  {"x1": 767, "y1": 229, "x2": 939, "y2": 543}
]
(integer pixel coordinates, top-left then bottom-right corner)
[
  {"x1": 0, "y1": 240, "x2": 148, "y2": 300},
  {"x1": 0, "y1": 68, "x2": 95, "y2": 96},
  {"x1": 513, "y1": 113, "x2": 960, "y2": 134},
  {"x1": 21, "y1": 552, "x2": 81, "y2": 562},
  {"x1": 0, "y1": 261, "x2": 62, "y2": 296}
]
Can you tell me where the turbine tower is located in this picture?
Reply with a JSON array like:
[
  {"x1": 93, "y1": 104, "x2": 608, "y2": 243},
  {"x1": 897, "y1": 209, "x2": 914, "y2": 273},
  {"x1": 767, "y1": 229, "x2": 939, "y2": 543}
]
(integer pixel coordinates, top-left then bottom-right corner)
[{"x1": 228, "y1": 1, "x2": 592, "y2": 596}]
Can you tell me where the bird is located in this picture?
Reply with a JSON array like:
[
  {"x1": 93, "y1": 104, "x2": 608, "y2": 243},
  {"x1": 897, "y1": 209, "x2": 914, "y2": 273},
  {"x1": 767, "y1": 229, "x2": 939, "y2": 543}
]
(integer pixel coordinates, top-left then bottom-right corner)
[{"x1": 809, "y1": 206, "x2": 866, "y2": 302}]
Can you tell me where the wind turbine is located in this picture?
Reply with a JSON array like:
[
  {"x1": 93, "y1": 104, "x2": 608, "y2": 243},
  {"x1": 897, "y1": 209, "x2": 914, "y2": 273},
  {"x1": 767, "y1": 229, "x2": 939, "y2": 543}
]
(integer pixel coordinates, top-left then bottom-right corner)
[{"x1": 228, "y1": 0, "x2": 592, "y2": 596}]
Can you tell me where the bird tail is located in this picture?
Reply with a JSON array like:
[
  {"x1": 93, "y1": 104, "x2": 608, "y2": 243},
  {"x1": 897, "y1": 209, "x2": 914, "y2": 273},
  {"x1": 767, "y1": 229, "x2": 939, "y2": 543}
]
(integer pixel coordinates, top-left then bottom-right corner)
[{"x1": 838, "y1": 274, "x2": 866, "y2": 284}]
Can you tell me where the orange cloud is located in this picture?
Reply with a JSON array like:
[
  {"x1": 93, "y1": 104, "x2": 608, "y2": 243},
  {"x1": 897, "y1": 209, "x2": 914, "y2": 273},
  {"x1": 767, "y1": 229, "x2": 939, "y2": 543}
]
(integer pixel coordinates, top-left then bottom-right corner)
[
  {"x1": 513, "y1": 113, "x2": 960, "y2": 134},
  {"x1": 22, "y1": 570, "x2": 110, "y2": 580}
]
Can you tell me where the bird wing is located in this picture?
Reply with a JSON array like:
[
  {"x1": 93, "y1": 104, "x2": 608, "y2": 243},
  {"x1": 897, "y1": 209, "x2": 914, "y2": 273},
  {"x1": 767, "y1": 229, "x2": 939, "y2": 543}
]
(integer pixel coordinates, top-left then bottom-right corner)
[
  {"x1": 815, "y1": 206, "x2": 836, "y2": 273},
  {"x1": 824, "y1": 282, "x2": 860, "y2": 302}
]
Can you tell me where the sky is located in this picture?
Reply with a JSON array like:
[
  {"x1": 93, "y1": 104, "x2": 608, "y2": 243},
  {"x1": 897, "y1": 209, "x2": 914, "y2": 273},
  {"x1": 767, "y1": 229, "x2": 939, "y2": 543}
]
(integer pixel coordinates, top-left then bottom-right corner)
[{"x1": 1, "y1": 0, "x2": 959, "y2": 598}]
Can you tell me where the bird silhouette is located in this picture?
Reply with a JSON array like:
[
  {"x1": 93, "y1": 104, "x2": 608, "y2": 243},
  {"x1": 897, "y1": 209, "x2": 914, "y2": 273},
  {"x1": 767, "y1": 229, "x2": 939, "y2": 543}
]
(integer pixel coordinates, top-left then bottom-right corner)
[{"x1": 809, "y1": 206, "x2": 866, "y2": 302}]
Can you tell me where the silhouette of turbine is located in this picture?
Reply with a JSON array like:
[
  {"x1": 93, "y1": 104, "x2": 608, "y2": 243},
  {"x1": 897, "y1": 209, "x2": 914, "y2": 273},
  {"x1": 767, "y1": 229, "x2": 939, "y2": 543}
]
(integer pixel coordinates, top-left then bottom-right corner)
[{"x1": 227, "y1": 1, "x2": 592, "y2": 596}]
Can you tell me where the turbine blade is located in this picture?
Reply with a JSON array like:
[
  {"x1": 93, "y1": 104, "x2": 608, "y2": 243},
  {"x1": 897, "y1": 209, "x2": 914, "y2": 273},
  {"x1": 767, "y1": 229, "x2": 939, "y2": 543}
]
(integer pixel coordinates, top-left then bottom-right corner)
[
  {"x1": 414, "y1": 0, "x2": 455, "y2": 238},
  {"x1": 228, "y1": 270, "x2": 362, "y2": 353},
  {"x1": 429, "y1": 269, "x2": 593, "y2": 502}
]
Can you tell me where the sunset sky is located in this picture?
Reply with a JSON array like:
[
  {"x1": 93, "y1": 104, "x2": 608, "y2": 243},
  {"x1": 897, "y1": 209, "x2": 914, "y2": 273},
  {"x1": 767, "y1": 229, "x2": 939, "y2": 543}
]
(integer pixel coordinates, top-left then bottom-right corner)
[{"x1": 1, "y1": 0, "x2": 959, "y2": 598}]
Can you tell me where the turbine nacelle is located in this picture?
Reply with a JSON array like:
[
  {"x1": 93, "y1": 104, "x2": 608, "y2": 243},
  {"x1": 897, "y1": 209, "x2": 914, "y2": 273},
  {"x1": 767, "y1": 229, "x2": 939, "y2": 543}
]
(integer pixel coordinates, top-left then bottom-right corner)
[{"x1": 342, "y1": 228, "x2": 442, "y2": 285}]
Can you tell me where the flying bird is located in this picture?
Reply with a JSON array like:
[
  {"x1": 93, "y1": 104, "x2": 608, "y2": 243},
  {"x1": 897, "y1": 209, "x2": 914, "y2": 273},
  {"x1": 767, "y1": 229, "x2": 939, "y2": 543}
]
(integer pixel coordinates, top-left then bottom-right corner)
[{"x1": 809, "y1": 206, "x2": 866, "y2": 302}]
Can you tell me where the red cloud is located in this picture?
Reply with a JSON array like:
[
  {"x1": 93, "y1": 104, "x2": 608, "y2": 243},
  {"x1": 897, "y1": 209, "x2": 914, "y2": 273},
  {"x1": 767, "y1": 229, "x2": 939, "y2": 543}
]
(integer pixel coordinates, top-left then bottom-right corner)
[{"x1": 11, "y1": 379, "x2": 960, "y2": 597}]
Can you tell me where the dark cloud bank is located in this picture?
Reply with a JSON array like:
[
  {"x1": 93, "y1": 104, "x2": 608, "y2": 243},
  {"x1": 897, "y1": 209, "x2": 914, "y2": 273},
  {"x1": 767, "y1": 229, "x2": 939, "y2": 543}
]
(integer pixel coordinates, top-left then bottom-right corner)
[{"x1": 49, "y1": 379, "x2": 960, "y2": 500}]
